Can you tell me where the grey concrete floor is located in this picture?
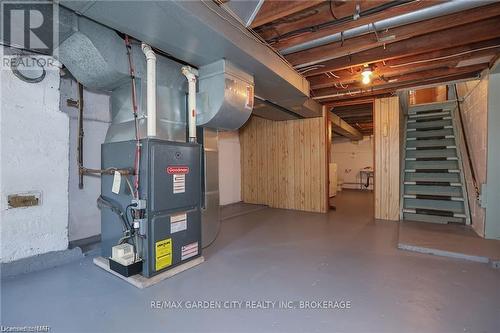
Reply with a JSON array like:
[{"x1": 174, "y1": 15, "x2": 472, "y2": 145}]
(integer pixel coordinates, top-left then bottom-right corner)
[{"x1": 2, "y1": 190, "x2": 499, "y2": 333}]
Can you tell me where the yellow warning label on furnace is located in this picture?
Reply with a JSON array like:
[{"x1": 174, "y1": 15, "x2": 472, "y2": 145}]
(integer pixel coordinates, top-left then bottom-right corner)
[{"x1": 155, "y1": 238, "x2": 172, "y2": 271}]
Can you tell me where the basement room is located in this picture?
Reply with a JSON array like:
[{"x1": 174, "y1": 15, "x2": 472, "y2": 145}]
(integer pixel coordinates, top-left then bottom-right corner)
[{"x1": 1, "y1": 1, "x2": 500, "y2": 332}]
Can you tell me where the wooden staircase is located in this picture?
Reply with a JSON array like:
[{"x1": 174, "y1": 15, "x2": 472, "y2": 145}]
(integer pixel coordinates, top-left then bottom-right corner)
[{"x1": 402, "y1": 102, "x2": 470, "y2": 224}]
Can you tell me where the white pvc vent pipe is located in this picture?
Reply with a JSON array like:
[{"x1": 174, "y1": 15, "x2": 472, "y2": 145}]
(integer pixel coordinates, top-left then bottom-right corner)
[
  {"x1": 182, "y1": 66, "x2": 199, "y2": 142},
  {"x1": 141, "y1": 43, "x2": 157, "y2": 137}
]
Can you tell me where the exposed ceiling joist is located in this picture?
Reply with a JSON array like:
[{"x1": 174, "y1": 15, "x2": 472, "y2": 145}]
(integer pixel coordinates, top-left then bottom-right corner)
[
  {"x1": 317, "y1": 71, "x2": 482, "y2": 103},
  {"x1": 309, "y1": 46, "x2": 500, "y2": 89},
  {"x1": 258, "y1": 0, "x2": 393, "y2": 40},
  {"x1": 386, "y1": 38, "x2": 500, "y2": 68},
  {"x1": 328, "y1": 99, "x2": 375, "y2": 107},
  {"x1": 329, "y1": 112, "x2": 364, "y2": 140},
  {"x1": 299, "y1": 17, "x2": 500, "y2": 77},
  {"x1": 314, "y1": 64, "x2": 488, "y2": 96},
  {"x1": 250, "y1": 0, "x2": 325, "y2": 28},
  {"x1": 271, "y1": 0, "x2": 440, "y2": 51},
  {"x1": 286, "y1": 5, "x2": 500, "y2": 67}
]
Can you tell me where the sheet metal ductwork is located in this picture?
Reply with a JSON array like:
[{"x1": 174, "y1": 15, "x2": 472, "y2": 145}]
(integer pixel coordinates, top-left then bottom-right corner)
[
  {"x1": 198, "y1": 60, "x2": 254, "y2": 130},
  {"x1": 59, "y1": 0, "x2": 315, "y2": 119},
  {"x1": 57, "y1": 15, "x2": 187, "y2": 143},
  {"x1": 56, "y1": 12, "x2": 254, "y2": 142}
]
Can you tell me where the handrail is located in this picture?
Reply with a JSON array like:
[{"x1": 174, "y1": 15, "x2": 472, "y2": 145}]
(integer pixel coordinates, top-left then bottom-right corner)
[{"x1": 453, "y1": 84, "x2": 480, "y2": 199}]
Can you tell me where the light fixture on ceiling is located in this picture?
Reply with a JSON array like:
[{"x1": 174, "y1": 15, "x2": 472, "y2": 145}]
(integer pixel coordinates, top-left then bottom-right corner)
[{"x1": 361, "y1": 65, "x2": 373, "y2": 85}]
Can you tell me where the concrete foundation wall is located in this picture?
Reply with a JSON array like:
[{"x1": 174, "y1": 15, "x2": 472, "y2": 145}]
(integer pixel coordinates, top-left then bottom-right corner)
[
  {"x1": 218, "y1": 131, "x2": 241, "y2": 205},
  {"x1": 456, "y1": 77, "x2": 488, "y2": 237},
  {"x1": 1, "y1": 51, "x2": 69, "y2": 263},
  {"x1": 60, "y1": 78, "x2": 111, "y2": 241}
]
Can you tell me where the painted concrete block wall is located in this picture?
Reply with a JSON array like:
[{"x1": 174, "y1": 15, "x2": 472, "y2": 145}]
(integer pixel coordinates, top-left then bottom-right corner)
[
  {"x1": 456, "y1": 77, "x2": 488, "y2": 237},
  {"x1": 1, "y1": 53, "x2": 69, "y2": 263},
  {"x1": 60, "y1": 78, "x2": 111, "y2": 241},
  {"x1": 218, "y1": 131, "x2": 241, "y2": 205},
  {"x1": 331, "y1": 136, "x2": 374, "y2": 190}
]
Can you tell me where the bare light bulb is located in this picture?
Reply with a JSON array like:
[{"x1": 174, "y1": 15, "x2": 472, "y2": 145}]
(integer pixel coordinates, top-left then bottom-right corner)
[
  {"x1": 361, "y1": 66, "x2": 373, "y2": 84},
  {"x1": 362, "y1": 75, "x2": 371, "y2": 85}
]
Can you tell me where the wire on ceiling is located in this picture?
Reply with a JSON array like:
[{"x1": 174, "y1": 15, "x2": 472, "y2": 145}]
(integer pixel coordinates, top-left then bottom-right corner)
[
  {"x1": 267, "y1": 0, "x2": 415, "y2": 44},
  {"x1": 389, "y1": 45, "x2": 500, "y2": 68}
]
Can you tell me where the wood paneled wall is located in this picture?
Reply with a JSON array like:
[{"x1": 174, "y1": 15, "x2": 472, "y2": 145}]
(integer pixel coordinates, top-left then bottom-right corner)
[
  {"x1": 410, "y1": 85, "x2": 447, "y2": 105},
  {"x1": 240, "y1": 114, "x2": 328, "y2": 213},
  {"x1": 374, "y1": 97, "x2": 400, "y2": 221}
]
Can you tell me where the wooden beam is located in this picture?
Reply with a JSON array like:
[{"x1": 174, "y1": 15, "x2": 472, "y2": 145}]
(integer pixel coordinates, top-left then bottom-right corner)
[
  {"x1": 308, "y1": 44, "x2": 500, "y2": 89},
  {"x1": 386, "y1": 38, "x2": 500, "y2": 68},
  {"x1": 271, "y1": 0, "x2": 440, "y2": 50},
  {"x1": 250, "y1": 1, "x2": 325, "y2": 28},
  {"x1": 329, "y1": 112, "x2": 363, "y2": 140},
  {"x1": 257, "y1": 0, "x2": 392, "y2": 40},
  {"x1": 286, "y1": 5, "x2": 500, "y2": 67},
  {"x1": 299, "y1": 17, "x2": 500, "y2": 77},
  {"x1": 328, "y1": 98, "x2": 375, "y2": 107},
  {"x1": 317, "y1": 71, "x2": 481, "y2": 103},
  {"x1": 313, "y1": 64, "x2": 488, "y2": 95}
]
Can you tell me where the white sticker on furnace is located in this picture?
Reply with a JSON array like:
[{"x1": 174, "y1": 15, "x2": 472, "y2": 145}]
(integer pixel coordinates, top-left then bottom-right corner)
[
  {"x1": 111, "y1": 171, "x2": 121, "y2": 194},
  {"x1": 173, "y1": 174, "x2": 185, "y2": 194},
  {"x1": 170, "y1": 213, "x2": 187, "y2": 233},
  {"x1": 181, "y1": 242, "x2": 198, "y2": 261}
]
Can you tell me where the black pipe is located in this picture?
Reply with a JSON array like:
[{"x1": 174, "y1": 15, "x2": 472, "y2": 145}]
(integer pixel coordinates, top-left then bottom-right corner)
[{"x1": 77, "y1": 82, "x2": 84, "y2": 189}]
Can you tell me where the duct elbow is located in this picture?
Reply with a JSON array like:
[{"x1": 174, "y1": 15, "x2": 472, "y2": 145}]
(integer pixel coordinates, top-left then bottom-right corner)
[
  {"x1": 141, "y1": 43, "x2": 156, "y2": 61},
  {"x1": 181, "y1": 66, "x2": 197, "y2": 81}
]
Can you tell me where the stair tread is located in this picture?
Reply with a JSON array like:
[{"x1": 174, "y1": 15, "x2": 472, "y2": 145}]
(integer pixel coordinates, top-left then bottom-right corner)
[
  {"x1": 405, "y1": 173, "x2": 461, "y2": 183},
  {"x1": 406, "y1": 159, "x2": 458, "y2": 167},
  {"x1": 404, "y1": 185, "x2": 463, "y2": 197},
  {"x1": 407, "y1": 129, "x2": 454, "y2": 138},
  {"x1": 406, "y1": 149, "x2": 457, "y2": 158},
  {"x1": 404, "y1": 198, "x2": 465, "y2": 213},
  {"x1": 407, "y1": 119, "x2": 452, "y2": 128},
  {"x1": 404, "y1": 181, "x2": 462, "y2": 186},
  {"x1": 403, "y1": 213, "x2": 465, "y2": 224},
  {"x1": 409, "y1": 111, "x2": 451, "y2": 118},
  {"x1": 407, "y1": 139, "x2": 456, "y2": 148}
]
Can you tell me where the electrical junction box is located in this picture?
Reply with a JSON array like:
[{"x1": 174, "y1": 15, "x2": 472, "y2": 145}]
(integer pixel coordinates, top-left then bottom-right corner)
[{"x1": 101, "y1": 138, "x2": 201, "y2": 278}]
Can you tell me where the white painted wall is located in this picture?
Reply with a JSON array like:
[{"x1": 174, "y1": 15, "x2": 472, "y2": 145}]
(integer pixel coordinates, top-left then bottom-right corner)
[
  {"x1": 331, "y1": 136, "x2": 374, "y2": 190},
  {"x1": 218, "y1": 131, "x2": 241, "y2": 205},
  {"x1": 1, "y1": 52, "x2": 69, "y2": 263},
  {"x1": 60, "y1": 78, "x2": 111, "y2": 241}
]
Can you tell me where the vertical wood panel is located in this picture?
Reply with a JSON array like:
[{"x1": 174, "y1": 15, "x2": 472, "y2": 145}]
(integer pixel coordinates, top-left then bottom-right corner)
[
  {"x1": 286, "y1": 122, "x2": 295, "y2": 210},
  {"x1": 374, "y1": 96, "x2": 400, "y2": 221},
  {"x1": 294, "y1": 121, "x2": 302, "y2": 210},
  {"x1": 240, "y1": 114, "x2": 328, "y2": 213},
  {"x1": 303, "y1": 120, "x2": 311, "y2": 211}
]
